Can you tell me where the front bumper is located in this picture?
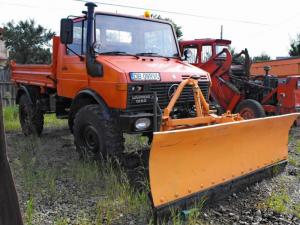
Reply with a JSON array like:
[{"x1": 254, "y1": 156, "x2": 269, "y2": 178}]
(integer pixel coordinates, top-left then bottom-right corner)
[{"x1": 119, "y1": 112, "x2": 161, "y2": 134}]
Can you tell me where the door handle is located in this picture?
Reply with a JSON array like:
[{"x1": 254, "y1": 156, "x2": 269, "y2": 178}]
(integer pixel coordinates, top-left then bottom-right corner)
[{"x1": 62, "y1": 66, "x2": 68, "y2": 71}]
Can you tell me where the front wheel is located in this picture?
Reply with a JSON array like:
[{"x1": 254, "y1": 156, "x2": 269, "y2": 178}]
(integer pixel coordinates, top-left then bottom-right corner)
[
  {"x1": 235, "y1": 99, "x2": 266, "y2": 119},
  {"x1": 73, "y1": 104, "x2": 124, "y2": 160}
]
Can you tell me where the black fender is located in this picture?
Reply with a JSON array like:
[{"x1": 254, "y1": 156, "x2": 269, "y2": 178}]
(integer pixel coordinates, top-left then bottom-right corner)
[
  {"x1": 71, "y1": 89, "x2": 109, "y2": 112},
  {"x1": 16, "y1": 85, "x2": 33, "y2": 104}
]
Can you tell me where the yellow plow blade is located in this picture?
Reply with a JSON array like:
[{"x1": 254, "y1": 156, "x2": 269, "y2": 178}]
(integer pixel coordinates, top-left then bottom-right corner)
[{"x1": 149, "y1": 113, "x2": 299, "y2": 210}]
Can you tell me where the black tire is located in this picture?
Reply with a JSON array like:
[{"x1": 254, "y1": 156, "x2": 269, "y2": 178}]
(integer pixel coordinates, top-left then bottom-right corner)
[
  {"x1": 235, "y1": 99, "x2": 266, "y2": 119},
  {"x1": 19, "y1": 94, "x2": 44, "y2": 136},
  {"x1": 73, "y1": 104, "x2": 124, "y2": 160},
  {"x1": 68, "y1": 98, "x2": 95, "y2": 133}
]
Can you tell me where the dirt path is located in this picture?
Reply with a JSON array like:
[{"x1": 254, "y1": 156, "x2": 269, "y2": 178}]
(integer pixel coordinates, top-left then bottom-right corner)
[{"x1": 6, "y1": 126, "x2": 300, "y2": 225}]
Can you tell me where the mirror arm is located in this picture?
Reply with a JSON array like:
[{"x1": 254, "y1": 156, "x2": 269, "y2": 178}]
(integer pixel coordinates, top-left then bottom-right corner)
[{"x1": 65, "y1": 44, "x2": 84, "y2": 61}]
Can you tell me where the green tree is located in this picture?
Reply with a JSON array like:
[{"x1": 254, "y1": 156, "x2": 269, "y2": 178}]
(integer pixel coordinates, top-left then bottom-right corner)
[
  {"x1": 152, "y1": 15, "x2": 183, "y2": 39},
  {"x1": 3, "y1": 19, "x2": 55, "y2": 64},
  {"x1": 289, "y1": 34, "x2": 300, "y2": 56},
  {"x1": 252, "y1": 53, "x2": 271, "y2": 62}
]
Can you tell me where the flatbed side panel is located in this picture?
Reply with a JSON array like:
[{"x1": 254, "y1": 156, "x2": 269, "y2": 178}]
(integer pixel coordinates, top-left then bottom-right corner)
[
  {"x1": 11, "y1": 64, "x2": 56, "y2": 88},
  {"x1": 10, "y1": 37, "x2": 59, "y2": 89},
  {"x1": 149, "y1": 113, "x2": 299, "y2": 209}
]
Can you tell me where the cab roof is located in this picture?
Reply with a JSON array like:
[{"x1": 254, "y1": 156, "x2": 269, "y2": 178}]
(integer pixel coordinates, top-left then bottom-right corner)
[{"x1": 180, "y1": 38, "x2": 231, "y2": 46}]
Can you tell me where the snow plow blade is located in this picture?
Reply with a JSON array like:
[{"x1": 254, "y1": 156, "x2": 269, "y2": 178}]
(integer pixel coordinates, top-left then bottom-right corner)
[
  {"x1": 149, "y1": 113, "x2": 298, "y2": 212},
  {"x1": 148, "y1": 78, "x2": 299, "y2": 215}
]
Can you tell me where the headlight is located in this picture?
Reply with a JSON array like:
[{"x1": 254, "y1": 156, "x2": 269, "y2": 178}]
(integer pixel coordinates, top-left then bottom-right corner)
[
  {"x1": 297, "y1": 80, "x2": 300, "y2": 88},
  {"x1": 134, "y1": 118, "x2": 151, "y2": 130},
  {"x1": 129, "y1": 72, "x2": 160, "y2": 81}
]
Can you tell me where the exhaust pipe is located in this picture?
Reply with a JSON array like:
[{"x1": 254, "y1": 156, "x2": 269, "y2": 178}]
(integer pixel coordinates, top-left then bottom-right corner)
[{"x1": 85, "y1": 2, "x2": 103, "y2": 77}]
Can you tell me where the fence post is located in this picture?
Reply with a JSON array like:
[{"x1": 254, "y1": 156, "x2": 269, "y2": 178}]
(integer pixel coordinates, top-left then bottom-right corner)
[
  {"x1": 0, "y1": 92, "x2": 23, "y2": 225},
  {"x1": 0, "y1": 69, "x2": 16, "y2": 107}
]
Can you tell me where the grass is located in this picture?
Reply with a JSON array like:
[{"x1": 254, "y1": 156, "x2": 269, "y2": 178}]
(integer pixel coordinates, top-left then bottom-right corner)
[
  {"x1": 265, "y1": 189, "x2": 290, "y2": 214},
  {"x1": 13, "y1": 140, "x2": 60, "y2": 203},
  {"x1": 93, "y1": 159, "x2": 151, "y2": 223},
  {"x1": 3, "y1": 105, "x2": 67, "y2": 131},
  {"x1": 296, "y1": 140, "x2": 300, "y2": 154},
  {"x1": 288, "y1": 135, "x2": 294, "y2": 143},
  {"x1": 288, "y1": 155, "x2": 299, "y2": 167},
  {"x1": 169, "y1": 199, "x2": 206, "y2": 225},
  {"x1": 124, "y1": 133, "x2": 149, "y2": 152},
  {"x1": 11, "y1": 135, "x2": 152, "y2": 223},
  {"x1": 55, "y1": 218, "x2": 70, "y2": 225},
  {"x1": 288, "y1": 138, "x2": 300, "y2": 167},
  {"x1": 293, "y1": 202, "x2": 300, "y2": 218},
  {"x1": 65, "y1": 159, "x2": 152, "y2": 224},
  {"x1": 5, "y1": 106, "x2": 207, "y2": 224},
  {"x1": 24, "y1": 197, "x2": 34, "y2": 225},
  {"x1": 264, "y1": 190, "x2": 300, "y2": 219}
]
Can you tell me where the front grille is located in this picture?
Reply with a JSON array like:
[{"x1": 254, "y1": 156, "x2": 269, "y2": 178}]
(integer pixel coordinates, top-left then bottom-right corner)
[{"x1": 127, "y1": 81, "x2": 210, "y2": 110}]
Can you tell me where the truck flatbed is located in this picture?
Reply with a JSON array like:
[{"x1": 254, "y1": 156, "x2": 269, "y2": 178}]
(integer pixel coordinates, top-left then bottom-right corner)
[{"x1": 11, "y1": 37, "x2": 59, "y2": 89}]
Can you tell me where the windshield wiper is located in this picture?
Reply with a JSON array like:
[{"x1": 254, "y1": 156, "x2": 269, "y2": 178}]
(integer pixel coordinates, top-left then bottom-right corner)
[
  {"x1": 99, "y1": 51, "x2": 139, "y2": 59},
  {"x1": 100, "y1": 51, "x2": 126, "y2": 55},
  {"x1": 136, "y1": 52, "x2": 159, "y2": 56},
  {"x1": 136, "y1": 52, "x2": 170, "y2": 61}
]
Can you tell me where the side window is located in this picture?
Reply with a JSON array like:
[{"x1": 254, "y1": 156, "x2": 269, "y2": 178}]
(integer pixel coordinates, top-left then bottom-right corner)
[
  {"x1": 183, "y1": 46, "x2": 198, "y2": 64},
  {"x1": 67, "y1": 20, "x2": 86, "y2": 55},
  {"x1": 201, "y1": 45, "x2": 212, "y2": 63}
]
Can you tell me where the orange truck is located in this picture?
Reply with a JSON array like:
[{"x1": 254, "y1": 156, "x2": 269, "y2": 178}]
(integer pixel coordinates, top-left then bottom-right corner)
[
  {"x1": 251, "y1": 57, "x2": 300, "y2": 77},
  {"x1": 10, "y1": 2, "x2": 298, "y2": 216}
]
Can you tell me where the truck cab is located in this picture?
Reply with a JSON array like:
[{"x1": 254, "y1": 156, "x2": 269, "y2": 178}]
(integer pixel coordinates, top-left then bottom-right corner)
[
  {"x1": 179, "y1": 39, "x2": 231, "y2": 67},
  {"x1": 58, "y1": 6, "x2": 210, "y2": 133}
]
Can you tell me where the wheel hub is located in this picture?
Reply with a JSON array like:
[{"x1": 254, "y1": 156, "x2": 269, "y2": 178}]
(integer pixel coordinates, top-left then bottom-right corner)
[
  {"x1": 240, "y1": 107, "x2": 255, "y2": 119},
  {"x1": 83, "y1": 125, "x2": 100, "y2": 152}
]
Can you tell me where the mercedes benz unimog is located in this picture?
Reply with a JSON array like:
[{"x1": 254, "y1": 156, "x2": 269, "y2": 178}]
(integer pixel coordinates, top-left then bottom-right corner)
[{"x1": 11, "y1": 2, "x2": 298, "y2": 216}]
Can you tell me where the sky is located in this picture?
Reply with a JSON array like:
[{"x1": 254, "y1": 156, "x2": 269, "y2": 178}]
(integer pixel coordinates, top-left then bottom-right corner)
[{"x1": 0, "y1": 0, "x2": 300, "y2": 59}]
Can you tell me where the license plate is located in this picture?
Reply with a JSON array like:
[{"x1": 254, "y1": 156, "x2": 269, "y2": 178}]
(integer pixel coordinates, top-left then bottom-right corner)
[{"x1": 130, "y1": 72, "x2": 160, "y2": 81}]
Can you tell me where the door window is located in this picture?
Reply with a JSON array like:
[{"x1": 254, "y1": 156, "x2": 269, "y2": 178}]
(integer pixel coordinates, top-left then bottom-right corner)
[
  {"x1": 67, "y1": 20, "x2": 86, "y2": 55},
  {"x1": 201, "y1": 45, "x2": 212, "y2": 63},
  {"x1": 183, "y1": 46, "x2": 198, "y2": 64}
]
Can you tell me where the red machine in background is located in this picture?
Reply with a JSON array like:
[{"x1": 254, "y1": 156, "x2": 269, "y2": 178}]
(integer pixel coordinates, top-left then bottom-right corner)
[{"x1": 179, "y1": 39, "x2": 300, "y2": 124}]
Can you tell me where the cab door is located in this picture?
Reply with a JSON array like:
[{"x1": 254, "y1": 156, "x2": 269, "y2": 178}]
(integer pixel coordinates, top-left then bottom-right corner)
[{"x1": 57, "y1": 19, "x2": 88, "y2": 98}]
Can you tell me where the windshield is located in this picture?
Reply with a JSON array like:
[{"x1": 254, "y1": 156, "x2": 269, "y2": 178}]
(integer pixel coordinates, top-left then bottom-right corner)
[
  {"x1": 95, "y1": 14, "x2": 179, "y2": 58},
  {"x1": 216, "y1": 45, "x2": 229, "y2": 58}
]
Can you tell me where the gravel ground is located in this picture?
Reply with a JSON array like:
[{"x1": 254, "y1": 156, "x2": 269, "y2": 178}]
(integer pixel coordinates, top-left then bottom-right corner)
[{"x1": 6, "y1": 126, "x2": 300, "y2": 225}]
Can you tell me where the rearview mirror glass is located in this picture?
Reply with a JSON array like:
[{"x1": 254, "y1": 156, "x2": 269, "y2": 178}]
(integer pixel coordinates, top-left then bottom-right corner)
[
  {"x1": 92, "y1": 41, "x2": 101, "y2": 54},
  {"x1": 60, "y1": 18, "x2": 73, "y2": 44}
]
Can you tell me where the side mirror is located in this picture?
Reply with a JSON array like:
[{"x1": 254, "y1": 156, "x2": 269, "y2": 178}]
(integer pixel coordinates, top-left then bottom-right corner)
[
  {"x1": 60, "y1": 18, "x2": 73, "y2": 44},
  {"x1": 183, "y1": 49, "x2": 193, "y2": 60},
  {"x1": 92, "y1": 41, "x2": 102, "y2": 54}
]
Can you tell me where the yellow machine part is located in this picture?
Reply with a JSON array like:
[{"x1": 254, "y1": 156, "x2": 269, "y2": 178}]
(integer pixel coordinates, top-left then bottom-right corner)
[{"x1": 149, "y1": 113, "x2": 298, "y2": 209}]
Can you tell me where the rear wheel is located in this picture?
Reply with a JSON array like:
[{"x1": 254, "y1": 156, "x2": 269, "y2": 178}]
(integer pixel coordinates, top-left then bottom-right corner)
[
  {"x1": 235, "y1": 99, "x2": 266, "y2": 119},
  {"x1": 73, "y1": 104, "x2": 124, "y2": 160},
  {"x1": 19, "y1": 94, "x2": 44, "y2": 136}
]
